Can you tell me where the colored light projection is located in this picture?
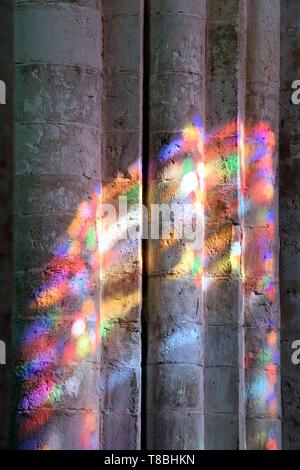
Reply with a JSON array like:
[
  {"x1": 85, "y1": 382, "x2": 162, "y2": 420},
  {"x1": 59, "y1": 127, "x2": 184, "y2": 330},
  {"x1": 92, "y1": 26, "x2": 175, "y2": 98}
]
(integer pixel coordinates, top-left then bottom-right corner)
[
  {"x1": 241, "y1": 123, "x2": 279, "y2": 450},
  {"x1": 18, "y1": 116, "x2": 278, "y2": 450},
  {"x1": 158, "y1": 118, "x2": 279, "y2": 450},
  {"x1": 17, "y1": 187, "x2": 101, "y2": 449}
]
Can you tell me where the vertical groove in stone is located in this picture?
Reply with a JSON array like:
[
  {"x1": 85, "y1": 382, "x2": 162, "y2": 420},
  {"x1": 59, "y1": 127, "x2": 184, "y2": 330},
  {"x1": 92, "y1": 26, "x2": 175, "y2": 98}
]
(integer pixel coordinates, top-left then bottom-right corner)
[
  {"x1": 141, "y1": 0, "x2": 149, "y2": 451},
  {"x1": 146, "y1": 0, "x2": 206, "y2": 450},
  {"x1": 100, "y1": 0, "x2": 143, "y2": 450},
  {"x1": 204, "y1": 0, "x2": 242, "y2": 450},
  {"x1": 280, "y1": 0, "x2": 300, "y2": 450},
  {"x1": 237, "y1": 0, "x2": 247, "y2": 451},
  {"x1": 243, "y1": 0, "x2": 281, "y2": 450},
  {"x1": 12, "y1": 0, "x2": 102, "y2": 449}
]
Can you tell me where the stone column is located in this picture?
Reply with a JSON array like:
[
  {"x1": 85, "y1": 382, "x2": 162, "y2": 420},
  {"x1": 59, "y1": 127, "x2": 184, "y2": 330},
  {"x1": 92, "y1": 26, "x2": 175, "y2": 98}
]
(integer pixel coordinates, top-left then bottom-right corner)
[
  {"x1": 243, "y1": 0, "x2": 281, "y2": 450},
  {"x1": 204, "y1": 0, "x2": 245, "y2": 450},
  {"x1": 146, "y1": 0, "x2": 206, "y2": 450},
  {"x1": 100, "y1": 0, "x2": 143, "y2": 450},
  {"x1": 12, "y1": 0, "x2": 101, "y2": 449},
  {"x1": 280, "y1": 0, "x2": 300, "y2": 450}
]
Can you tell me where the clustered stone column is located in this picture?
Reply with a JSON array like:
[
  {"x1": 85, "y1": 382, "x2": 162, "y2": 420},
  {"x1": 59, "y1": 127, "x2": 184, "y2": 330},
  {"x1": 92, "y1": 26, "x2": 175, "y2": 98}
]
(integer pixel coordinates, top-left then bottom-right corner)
[{"x1": 10, "y1": 0, "x2": 284, "y2": 450}]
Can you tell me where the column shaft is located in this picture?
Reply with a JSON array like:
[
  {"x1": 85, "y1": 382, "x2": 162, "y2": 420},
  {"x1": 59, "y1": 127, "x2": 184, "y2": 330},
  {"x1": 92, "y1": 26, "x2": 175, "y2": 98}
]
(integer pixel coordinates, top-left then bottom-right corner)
[
  {"x1": 243, "y1": 0, "x2": 281, "y2": 450},
  {"x1": 146, "y1": 0, "x2": 206, "y2": 450},
  {"x1": 204, "y1": 0, "x2": 245, "y2": 450},
  {"x1": 100, "y1": 0, "x2": 144, "y2": 450},
  {"x1": 280, "y1": 0, "x2": 300, "y2": 450},
  {"x1": 12, "y1": 0, "x2": 102, "y2": 449}
]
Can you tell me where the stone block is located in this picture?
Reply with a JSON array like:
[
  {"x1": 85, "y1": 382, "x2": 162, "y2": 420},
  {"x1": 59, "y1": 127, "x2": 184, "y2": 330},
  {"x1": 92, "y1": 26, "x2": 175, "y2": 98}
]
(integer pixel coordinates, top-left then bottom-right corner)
[
  {"x1": 149, "y1": 73, "x2": 204, "y2": 133},
  {"x1": 15, "y1": 3, "x2": 101, "y2": 68},
  {"x1": 15, "y1": 124, "x2": 100, "y2": 178},
  {"x1": 147, "y1": 411, "x2": 204, "y2": 450},
  {"x1": 205, "y1": 325, "x2": 239, "y2": 367},
  {"x1": 147, "y1": 364, "x2": 203, "y2": 412},
  {"x1": 103, "y1": 366, "x2": 141, "y2": 414},
  {"x1": 204, "y1": 277, "x2": 242, "y2": 325},
  {"x1": 103, "y1": 16, "x2": 142, "y2": 72},
  {"x1": 246, "y1": 417, "x2": 281, "y2": 450},
  {"x1": 15, "y1": 64, "x2": 100, "y2": 126},
  {"x1": 101, "y1": 130, "x2": 141, "y2": 182},
  {"x1": 205, "y1": 413, "x2": 239, "y2": 449},
  {"x1": 147, "y1": 275, "x2": 202, "y2": 323},
  {"x1": 102, "y1": 321, "x2": 141, "y2": 368},
  {"x1": 150, "y1": 14, "x2": 205, "y2": 74},
  {"x1": 245, "y1": 367, "x2": 281, "y2": 418},
  {"x1": 147, "y1": 322, "x2": 203, "y2": 365},
  {"x1": 102, "y1": 413, "x2": 140, "y2": 450},
  {"x1": 102, "y1": 73, "x2": 141, "y2": 131},
  {"x1": 205, "y1": 366, "x2": 239, "y2": 413},
  {"x1": 15, "y1": 175, "x2": 96, "y2": 217}
]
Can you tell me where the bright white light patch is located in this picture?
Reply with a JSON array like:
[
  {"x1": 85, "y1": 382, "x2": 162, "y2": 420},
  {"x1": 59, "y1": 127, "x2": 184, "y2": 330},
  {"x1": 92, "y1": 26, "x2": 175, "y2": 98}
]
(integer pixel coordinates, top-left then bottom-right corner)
[
  {"x1": 180, "y1": 171, "x2": 198, "y2": 197},
  {"x1": 72, "y1": 318, "x2": 86, "y2": 338},
  {"x1": 231, "y1": 241, "x2": 241, "y2": 256}
]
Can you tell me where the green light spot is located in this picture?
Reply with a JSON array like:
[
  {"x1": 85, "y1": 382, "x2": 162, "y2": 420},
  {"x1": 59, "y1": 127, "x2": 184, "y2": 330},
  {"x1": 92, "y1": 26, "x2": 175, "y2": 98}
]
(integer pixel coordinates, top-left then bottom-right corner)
[
  {"x1": 225, "y1": 153, "x2": 238, "y2": 177},
  {"x1": 47, "y1": 384, "x2": 62, "y2": 405},
  {"x1": 86, "y1": 227, "x2": 96, "y2": 251},
  {"x1": 101, "y1": 319, "x2": 117, "y2": 339},
  {"x1": 192, "y1": 258, "x2": 201, "y2": 276},
  {"x1": 181, "y1": 158, "x2": 194, "y2": 177},
  {"x1": 126, "y1": 184, "x2": 140, "y2": 204}
]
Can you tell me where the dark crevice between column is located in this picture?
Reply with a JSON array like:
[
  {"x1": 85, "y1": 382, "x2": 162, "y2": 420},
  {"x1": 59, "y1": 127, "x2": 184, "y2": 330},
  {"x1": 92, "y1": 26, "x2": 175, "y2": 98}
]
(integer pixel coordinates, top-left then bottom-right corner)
[
  {"x1": 0, "y1": 0, "x2": 14, "y2": 450},
  {"x1": 141, "y1": 0, "x2": 150, "y2": 451}
]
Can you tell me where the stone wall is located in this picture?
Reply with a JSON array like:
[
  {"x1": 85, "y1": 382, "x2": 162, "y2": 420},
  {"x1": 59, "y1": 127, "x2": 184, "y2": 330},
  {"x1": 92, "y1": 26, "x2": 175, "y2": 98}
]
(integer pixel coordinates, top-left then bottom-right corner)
[{"x1": 0, "y1": 0, "x2": 298, "y2": 450}]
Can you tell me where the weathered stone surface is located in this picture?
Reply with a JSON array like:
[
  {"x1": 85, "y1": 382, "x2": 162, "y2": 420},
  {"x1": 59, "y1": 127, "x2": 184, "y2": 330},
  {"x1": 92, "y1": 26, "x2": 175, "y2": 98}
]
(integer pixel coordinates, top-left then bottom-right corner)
[
  {"x1": 147, "y1": 364, "x2": 203, "y2": 412},
  {"x1": 102, "y1": 322, "x2": 141, "y2": 368},
  {"x1": 205, "y1": 325, "x2": 239, "y2": 367},
  {"x1": 205, "y1": 414, "x2": 239, "y2": 450},
  {"x1": 15, "y1": 3, "x2": 101, "y2": 68},
  {"x1": 146, "y1": 411, "x2": 204, "y2": 450},
  {"x1": 103, "y1": 16, "x2": 142, "y2": 72},
  {"x1": 149, "y1": 15, "x2": 205, "y2": 74},
  {"x1": 147, "y1": 276, "x2": 202, "y2": 323},
  {"x1": 102, "y1": 413, "x2": 140, "y2": 450},
  {"x1": 149, "y1": 74, "x2": 204, "y2": 133},
  {"x1": 205, "y1": 367, "x2": 239, "y2": 413},
  {"x1": 103, "y1": 366, "x2": 141, "y2": 414},
  {"x1": 280, "y1": 0, "x2": 300, "y2": 450},
  {"x1": 146, "y1": 0, "x2": 205, "y2": 450},
  {"x1": 246, "y1": 417, "x2": 281, "y2": 450},
  {"x1": 147, "y1": 323, "x2": 203, "y2": 365},
  {"x1": 12, "y1": 0, "x2": 102, "y2": 449},
  {"x1": 204, "y1": 277, "x2": 242, "y2": 325},
  {"x1": 15, "y1": 64, "x2": 100, "y2": 126},
  {"x1": 16, "y1": 124, "x2": 100, "y2": 178},
  {"x1": 13, "y1": 409, "x2": 99, "y2": 450}
]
